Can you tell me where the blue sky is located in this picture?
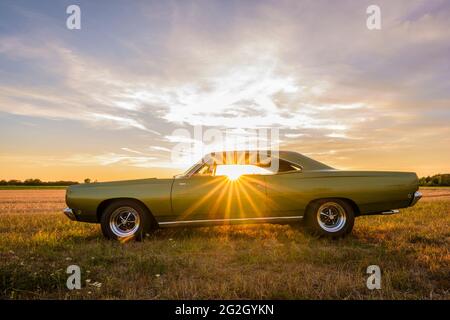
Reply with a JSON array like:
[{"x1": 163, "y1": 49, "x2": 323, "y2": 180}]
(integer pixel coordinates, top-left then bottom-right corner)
[{"x1": 0, "y1": 0, "x2": 449, "y2": 180}]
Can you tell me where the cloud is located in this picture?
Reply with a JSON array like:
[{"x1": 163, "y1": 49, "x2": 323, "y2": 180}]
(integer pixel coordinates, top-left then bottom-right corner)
[
  {"x1": 0, "y1": 0, "x2": 449, "y2": 176},
  {"x1": 90, "y1": 113, "x2": 159, "y2": 134},
  {"x1": 284, "y1": 133, "x2": 305, "y2": 138},
  {"x1": 149, "y1": 146, "x2": 171, "y2": 152},
  {"x1": 121, "y1": 147, "x2": 146, "y2": 155},
  {"x1": 0, "y1": 38, "x2": 163, "y2": 134},
  {"x1": 66, "y1": 153, "x2": 158, "y2": 168}
]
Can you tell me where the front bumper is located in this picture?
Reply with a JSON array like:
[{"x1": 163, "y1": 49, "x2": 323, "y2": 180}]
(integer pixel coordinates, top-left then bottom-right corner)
[
  {"x1": 63, "y1": 207, "x2": 77, "y2": 221},
  {"x1": 410, "y1": 191, "x2": 422, "y2": 206}
]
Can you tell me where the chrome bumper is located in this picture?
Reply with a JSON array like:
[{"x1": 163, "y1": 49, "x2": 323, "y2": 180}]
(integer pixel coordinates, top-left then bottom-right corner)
[
  {"x1": 63, "y1": 207, "x2": 76, "y2": 221},
  {"x1": 410, "y1": 191, "x2": 422, "y2": 206}
]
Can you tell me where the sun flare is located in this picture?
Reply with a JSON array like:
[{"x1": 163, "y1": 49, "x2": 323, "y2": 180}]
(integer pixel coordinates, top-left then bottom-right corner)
[
  {"x1": 226, "y1": 171, "x2": 241, "y2": 181},
  {"x1": 215, "y1": 164, "x2": 271, "y2": 181}
]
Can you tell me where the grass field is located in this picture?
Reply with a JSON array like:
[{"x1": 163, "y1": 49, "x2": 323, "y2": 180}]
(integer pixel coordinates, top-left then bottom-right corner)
[{"x1": 0, "y1": 187, "x2": 449, "y2": 299}]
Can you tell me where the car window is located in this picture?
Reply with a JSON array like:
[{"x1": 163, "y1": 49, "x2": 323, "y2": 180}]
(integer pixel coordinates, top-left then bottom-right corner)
[
  {"x1": 193, "y1": 163, "x2": 213, "y2": 176},
  {"x1": 215, "y1": 164, "x2": 273, "y2": 178},
  {"x1": 188, "y1": 156, "x2": 302, "y2": 177},
  {"x1": 276, "y1": 159, "x2": 302, "y2": 173}
]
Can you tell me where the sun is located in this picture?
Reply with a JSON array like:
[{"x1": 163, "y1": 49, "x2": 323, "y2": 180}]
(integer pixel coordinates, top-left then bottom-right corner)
[
  {"x1": 215, "y1": 165, "x2": 243, "y2": 180},
  {"x1": 226, "y1": 171, "x2": 242, "y2": 181},
  {"x1": 215, "y1": 164, "x2": 270, "y2": 181}
]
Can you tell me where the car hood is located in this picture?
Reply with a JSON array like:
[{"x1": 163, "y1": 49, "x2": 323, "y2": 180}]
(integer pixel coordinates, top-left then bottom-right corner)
[{"x1": 68, "y1": 178, "x2": 170, "y2": 190}]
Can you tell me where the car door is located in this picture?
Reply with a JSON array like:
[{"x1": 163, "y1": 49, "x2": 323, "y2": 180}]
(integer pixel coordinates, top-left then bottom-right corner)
[
  {"x1": 225, "y1": 173, "x2": 267, "y2": 219},
  {"x1": 171, "y1": 174, "x2": 229, "y2": 221},
  {"x1": 171, "y1": 170, "x2": 267, "y2": 222},
  {"x1": 265, "y1": 166, "x2": 307, "y2": 217}
]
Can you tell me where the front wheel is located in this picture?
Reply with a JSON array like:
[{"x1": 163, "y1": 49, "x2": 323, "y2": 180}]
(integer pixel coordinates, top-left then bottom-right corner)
[
  {"x1": 305, "y1": 199, "x2": 355, "y2": 237},
  {"x1": 100, "y1": 200, "x2": 153, "y2": 241}
]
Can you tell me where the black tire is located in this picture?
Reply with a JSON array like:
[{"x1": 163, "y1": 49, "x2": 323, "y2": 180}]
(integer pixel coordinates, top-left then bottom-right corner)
[
  {"x1": 305, "y1": 199, "x2": 354, "y2": 238},
  {"x1": 100, "y1": 200, "x2": 154, "y2": 241}
]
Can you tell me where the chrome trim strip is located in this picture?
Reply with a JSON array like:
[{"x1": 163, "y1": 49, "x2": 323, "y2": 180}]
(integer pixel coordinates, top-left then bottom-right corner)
[
  {"x1": 158, "y1": 215, "x2": 303, "y2": 226},
  {"x1": 63, "y1": 207, "x2": 76, "y2": 221},
  {"x1": 381, "y1": 209, "x2": 399, "y2": 215},
  {"x1": 410, "y1": 191, "x2": 422, "y2": 206}
]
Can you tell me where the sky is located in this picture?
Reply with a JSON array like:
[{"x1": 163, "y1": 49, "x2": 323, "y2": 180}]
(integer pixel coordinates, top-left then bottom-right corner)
[{"x1": 0, "y1": 0, "x2": 449, "y2": 181}]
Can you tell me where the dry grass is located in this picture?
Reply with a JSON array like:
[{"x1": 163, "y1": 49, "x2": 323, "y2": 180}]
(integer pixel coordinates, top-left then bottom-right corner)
[
  {"x1": 0, "y1": 189, "x2": 66, "y2": 215},
  {"x1": 0, "y1": 188, "x2": 449, "y2": 299}
]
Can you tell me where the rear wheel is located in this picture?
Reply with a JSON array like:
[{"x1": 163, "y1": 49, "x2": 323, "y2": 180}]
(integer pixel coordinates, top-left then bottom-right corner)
[
  {"x1": 305, "y1": 199, "x2": 354, "y2": 237},
  {"x1": 100, "y1": 200, "x2": 153, "y2": 241}
]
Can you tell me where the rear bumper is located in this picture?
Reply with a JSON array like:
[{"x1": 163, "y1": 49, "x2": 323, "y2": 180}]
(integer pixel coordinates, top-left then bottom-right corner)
[
  {"x1": 410, "y1": 191, "x2": 422, "y2": 206},
  {"x1": 63, "y1": 207, "x2": 77, "y2": 221}
]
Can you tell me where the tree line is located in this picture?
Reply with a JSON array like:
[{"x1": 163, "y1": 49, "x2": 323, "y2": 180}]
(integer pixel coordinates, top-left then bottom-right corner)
[
  {"x1": 0, "y1": 179, "x2": 80, "y2": 186},
  {"x1": 418, "y1": 174, "x2": 450, "y2": 186}
]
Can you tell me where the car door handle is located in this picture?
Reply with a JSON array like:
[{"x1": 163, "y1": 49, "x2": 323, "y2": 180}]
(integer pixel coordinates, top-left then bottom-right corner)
[{"x1": 178, "y1": 182, "x2": 187, "y2": 186}]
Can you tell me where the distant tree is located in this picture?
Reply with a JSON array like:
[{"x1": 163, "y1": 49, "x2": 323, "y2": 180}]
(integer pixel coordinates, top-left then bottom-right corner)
[
  {"x1": 0, "y1": 179, "x2": 79, "y2": 186},
  {"x1": 84, "y1": 178, "x2": 91, "y2": 184},
  {"x1": 419, "y1": 174, "x2": 450, "y2": 186},
  {"x1": 46, "y1": 180, "x2": 78, "y2": 186},
  {"x1": 442, "y1": 174, "x2": 450, "y2": 186},
  {"x1": 24, "y1": 178, "x2": 42, "y2": 186}
]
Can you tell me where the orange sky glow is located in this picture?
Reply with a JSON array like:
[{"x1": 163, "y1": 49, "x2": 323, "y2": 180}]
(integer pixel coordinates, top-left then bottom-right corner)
[{"x1": 0, "y1": 1, "x2": 449, "y2": 181}]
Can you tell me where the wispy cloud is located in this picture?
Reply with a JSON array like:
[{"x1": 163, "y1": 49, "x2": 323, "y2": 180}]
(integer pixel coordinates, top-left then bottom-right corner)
[
  {"x1": 0, "y1": 0, "x2": 449, "y2": 178},
  {"x1": 90, "y1": 113, "x2": 158, "y2": 134}
]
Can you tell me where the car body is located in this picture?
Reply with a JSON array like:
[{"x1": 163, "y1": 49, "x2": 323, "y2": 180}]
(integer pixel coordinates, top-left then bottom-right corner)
[{"x1": 64, "y1": 150, "x2": 422, "y2": 240}]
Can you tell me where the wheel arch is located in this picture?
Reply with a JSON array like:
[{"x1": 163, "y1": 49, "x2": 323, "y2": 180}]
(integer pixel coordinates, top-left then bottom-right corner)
[
  {"x1": 96, "y1": 198, "x2": 157, "y2": 225},
  {"x1": 304, "y1": 197, "x2": 361, "y2": 217}
]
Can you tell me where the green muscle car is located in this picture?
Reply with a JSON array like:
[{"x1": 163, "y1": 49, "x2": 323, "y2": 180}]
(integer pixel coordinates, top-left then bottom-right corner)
[{"x1": 64, "y1": 150, "x2": 422, "y2": 240}]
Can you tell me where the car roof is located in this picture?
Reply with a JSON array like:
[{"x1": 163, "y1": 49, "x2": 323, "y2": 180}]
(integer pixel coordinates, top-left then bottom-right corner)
[{"x1": 203, "y1": 150, "x2": 333, "y2": 171}]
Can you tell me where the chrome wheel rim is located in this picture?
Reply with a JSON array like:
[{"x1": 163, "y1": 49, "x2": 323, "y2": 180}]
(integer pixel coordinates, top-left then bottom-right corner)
[
  {"x1": 109, "y1": 206, "x2": 140, "y2": 237},
  {"x1": 317, "y1": 202, "x2": 347, "y2": 232}
]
